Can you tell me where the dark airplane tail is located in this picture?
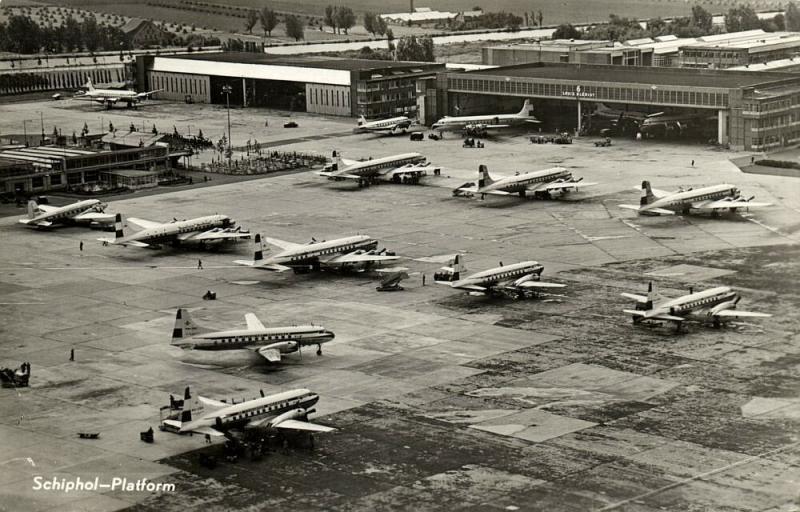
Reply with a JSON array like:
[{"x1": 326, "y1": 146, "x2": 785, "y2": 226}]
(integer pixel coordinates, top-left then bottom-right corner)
[
  {"x1": 640, "y1": 181, "x2": 655, "y2": 206},
  {"x1": 253, "y1": 234, "x2": 264, "y2": 262},
  {"x1": 114, "y1": 213, "x2": 125, "y2": 239},
  {"x1": 478, "y1": 165, "x2": 494, "y2": 189},
  {"x1": 171, "y1": 308, "x2": 206, "y2": 342}
]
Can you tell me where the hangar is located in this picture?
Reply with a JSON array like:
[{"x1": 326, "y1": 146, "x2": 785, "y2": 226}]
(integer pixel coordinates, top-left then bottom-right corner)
[
  {"x1": 139, "y1": 52, "x2": 444, "y2": 118},
  {"x1": 424, "y1": 62, "x2": 800, "y2": 151}
]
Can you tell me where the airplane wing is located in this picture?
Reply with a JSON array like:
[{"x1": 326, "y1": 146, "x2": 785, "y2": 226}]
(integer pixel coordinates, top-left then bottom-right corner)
[
  {"x1": 542, "y1": 181, "x2": 598, "y2": 192},
  {"x1": 475, "y1": 124, "x2": 510, "y2": 130},
  {"x1": 516, "y1": 281, "x2": 566, "y2": 289},
  {"x1": 693, "y1": 199, "x2": 773, "y2": 211},
  {"x1": 340, "y1": 158, "x2": 359, "y2": 166},
  {"x1": 136, "y1": 89, "x2": 163, "y2": 99},
  {"x1": 233, "y1": 259, "x2": 293, "y2": 272},
  {"x1": 621, "y1": 292, "x2": 649, "y2": 303},
  {"x1": 74, "y1": 211, "x2": 115, "y2": 223},
  {"x1": 618, "y1": 205, "x2": 676, "y2": 215},
  {"x1": 35, "y1": 205, "x2": 58, "y2": 213},
  {"x1": 379, "y1": 164, "x2": 431, "y2": 179},
  {"x1": 127, "y1": 217, "x2": 163, "y2": 230},
  {"x1": 180, "y1": 228, "x2": 251, "y2": 242},
  {"x1": 97, "y1": 237, "x2": 150, "y2": 247},
  {"x1": 74, "y1": 95, "x2": 120, "y2": 104},
  {"x1": 264, "y1": 237, "x2": 302, "y2": 251},
  {"x1": 451, "y1": 284, "x2": 487, "y2": 292},
  {"x1": 193, "y1": 425, "x2": 226, "y2": 437},
  {"x1": 256, "y1": 347, "x2": 281, "y2": 362},
  {"x1": 712, "y1": 310, "x2": 772, "y2": 319},
  {"x1": 325, "y1": 252, "x2": 400, "y2": 265},
  {"x1": 274, "y1": 419, "x2": 335, "y2": 432},
  {"x1": 245, "y1": 313, "x2": 265, "y2": 331},
  {"x1": 624, "y1": 309, "x2": 684, "y2": 322}
]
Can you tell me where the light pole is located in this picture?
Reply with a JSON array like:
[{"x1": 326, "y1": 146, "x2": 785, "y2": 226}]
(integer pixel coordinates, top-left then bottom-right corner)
[
  {"x1": 39, "y1": 111, "x2": 44, "y2": 145},
  {"x1": 22, "y1": 119, "x2": 28, "y2": 147},
  {"x1": 222, "y1": 84, "x2": 233, "y2": 168}
]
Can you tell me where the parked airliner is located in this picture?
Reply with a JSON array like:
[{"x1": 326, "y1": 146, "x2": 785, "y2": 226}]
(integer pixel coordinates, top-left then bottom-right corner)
[
  {"x1": 318, "y1": 152, "x2": 437, "y2": 186},
  {"x1": 99, "y1": 213, "x2": 250, "y2": 248},
  {"x1": 19, "y1": 199, "x2": 113, "y2": 228},
  {"x1": 619, "y1": 181, "x2": 772, "y2": 216},
  {"x1": 434, "y1": 255, "x2": 565, "y2": 299},
  {"x1": 454, "y1": 165, "x2": 597, "y2": 200},
  {"x1": 431, "y1": 99, "x2": 539, "y2": 136},
  {"x1": 353, "y1": 115, "x2": 414, "y2": 134}
]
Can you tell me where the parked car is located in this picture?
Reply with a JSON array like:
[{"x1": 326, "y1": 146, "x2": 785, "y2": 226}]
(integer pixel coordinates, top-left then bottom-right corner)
[
  {"x1": 283, "y1": 121, "x2": 299, "y2": 128},
  {"x1": 409, "y1": 132, "x2": 424, "y2": 141}
]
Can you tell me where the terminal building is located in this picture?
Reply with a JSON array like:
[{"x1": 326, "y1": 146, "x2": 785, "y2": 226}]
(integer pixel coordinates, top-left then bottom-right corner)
[
  {"x1": 423, "y1": 62, "x2": 800, "y2": 151},
  {"x1": 138, "y1": 53, "x2": 445, "y2": 118},
  {"x1": 482, "y1": 30, "x2": 800, "y2": 70}
]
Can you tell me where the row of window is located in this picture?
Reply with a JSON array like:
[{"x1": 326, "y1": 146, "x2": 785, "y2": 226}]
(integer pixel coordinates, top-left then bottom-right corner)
[
  {"x1": 676, "y1": 295, "x2": 726, "y2": 311},
  {"x1": 669, "y1": 192, "x2": 724, "y2": 205},
  {"x1": 225, "y1": 398, "x2": 303, "y2": 421},
  {"x1": 289, "y1": 243, "x2": 360, "y2": 261},
  {"x1": 212, "y1": 332, "x2": 306, "y2": 344},
  {"x1": 448, "y1": 77, "x2": 728, "y2": 108}
]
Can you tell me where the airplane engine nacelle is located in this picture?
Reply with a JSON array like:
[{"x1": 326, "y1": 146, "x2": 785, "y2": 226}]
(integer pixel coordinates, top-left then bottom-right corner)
[
  {"x1": 512, "y1": 272, "x2": 542, "y2": 287},
  {"x1": 266, "y1": 341, "x2": 298, "y2": 352},
  {"x1": 268, "y1": 408, "x2": 309, "y2": 428}
]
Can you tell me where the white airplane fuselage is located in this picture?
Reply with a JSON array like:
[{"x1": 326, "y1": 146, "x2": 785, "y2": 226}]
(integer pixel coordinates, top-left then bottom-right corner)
[
  {"x1": 432, "y1": 113, "x2": 528, "y2": 131},
  {"x1": 20, "y1": 199, "x2": 104, "y2": 226},
  {"x1": 180, "y1": 389, "x2": 320, "y2": 434},
  {"x1": 479, "y1": 168, "x2": 572, "y2": 195},
  {"x1": 265, "y1": 235, "x2": 379, "y2": 267},
  {"x1": 326, "y1": 153, "x2": 426, "y2": 180},
  {"x1": 355, "y1": 116, "x2": 412, "y2": 133},
  {"x1": 643, "y1": 184, "x2": 739, "y2": 214},
  {"x1": 175, "y1": 326, "x2": 335, "y2": 352},
  {"x1": 117, "y1": 215, "x2": 234, "y2": 245},
  {"x1": 453, "y1": 261, "x2": 544, "y2": 290},
  {"x1": 646, "y1": 286, "x2": 738, "y2": 319}
]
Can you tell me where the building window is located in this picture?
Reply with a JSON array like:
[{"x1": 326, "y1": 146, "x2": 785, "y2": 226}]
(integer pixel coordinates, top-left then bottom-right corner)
[{"x1": 50, "y1": 174, "x2": 62, "y2": 185}]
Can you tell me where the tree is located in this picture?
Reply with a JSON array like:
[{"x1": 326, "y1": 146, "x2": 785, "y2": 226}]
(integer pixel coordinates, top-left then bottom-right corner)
[
  {"x1": 61, "y1": 16, "x2": 82, "y2": 52},
  {"x1": 395, "y1": 35, "x2": 434, "y2": 62},
  {"x1": 691, "y1": 4, "x2": 712, "y2": 33},
  {"x1": 260, "y1": 7, "x2": 278, "y2": 36},
  {"x1": 787, "y1": 1, "x2": 800, "y2": 31},
  {"x1": 82, "y1": 16, "x2": 101, "y2": 52},
  {"x1": 6, "y1": 15, "x2": 41, "y2": 53},
  {"x1": 375, "y1": 16, "x2": 388, "y2": 36},
  {"x1": 552, "y1": 23, "x2": 581, "y2": 40},
  {"x1": 536, "y1": 10, "x2": 543, "y2": 27},
  {"x1": 285, "y1": 14, "x2": 304, "y2": 41},
  {"x1": 364, "y1": 11, "x2": 375, "y2": 35},
  {"x1": 725, "y1": 5, "x2": 760, "y2": 33},
  {"x1": 335, "y1": 6, "x2": 355, "y2": 35},
  {"x1": 324, "y1": 5, "x2": 337, "y2": 33},
  {"x1": 245, "y1": 9, "x2": 258, "y2": 33},
  {"x1": 386, "y1": 27, "x2": 395, "y2": 51}
]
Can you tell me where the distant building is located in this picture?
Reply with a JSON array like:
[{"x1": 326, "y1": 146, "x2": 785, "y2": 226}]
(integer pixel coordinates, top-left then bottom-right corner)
[
  {"x1": 0, "y1": 145, "x2": 171, "y2": 195},
  {"x1": 379, "y1": 7, "x2": 482, "y2": 26},
  {"x1": 139, "y1": 52, "x2": 444, "y2": 118},
  {"x1": 483, "y1": 30, "x2": 800, "y2": 70},
  {"x1": 120, "y1": 18, "x2": 170, "y2": 47}
]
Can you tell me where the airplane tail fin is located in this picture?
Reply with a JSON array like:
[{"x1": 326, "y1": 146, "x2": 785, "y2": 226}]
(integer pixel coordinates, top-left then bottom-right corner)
[
  {"x1": 434, "y1": 254, "x2": 466, "y2": 282},
  {"x1": 85, "y1": 78, "x2": 95, "y2": 91},
  {"x1": 113, "y1": 213, "x2": 124, "y2": 240},
  {"x1": 178, "y1": 386, "x2": 203, "y2": 423},
  {"x1": 640, "y1": 181, "x2": 655, "y2": 206},
  {"x1": 172, "y1": 309, "x2": 207, "y2": 342},
  {"x1": 254, "y1": 233, "x2": 264, "y2": 262},
  {"x1": 357, "y1": 115, "x2": 367, "y2": 126},
  {"x1": 520, "y1": 99, "x2": 534, "y2": 117},
  {"x1": 27, "y1": 200, "x2": 37, "y2": 219},
  {"x1": 451, "y1": 254, "x2": 467, "y2": 277},
  {"x1": 645, "y1": 281, "x2": 662, "y2": 309},
  {"x1": 477, "y1": 165, "x2": 494, "y2": 188}
]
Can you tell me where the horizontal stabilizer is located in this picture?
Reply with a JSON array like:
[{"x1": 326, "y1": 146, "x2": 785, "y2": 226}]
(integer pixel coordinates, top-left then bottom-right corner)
[
  {"x1": 162, "y1": 419, "x2": 182, "y2": 429},
  {"x1": 275, "y1": 419, "x2": 335, "y2": 432},
  {"x1": 620, "y1": 292, "x2": 649, "y2": 303},
  {"x1": 618, "y1": 204, "x2": 642, "y2": 211},
  {"x1": 198, "y1": 396, "x2": 229, "y2": 409},
  {"x1": 454, "y1": 284, "x2": 487, "y2": 292},
  {"x1": 329, "y1": 252, "x2": 400, "y2": 264}
]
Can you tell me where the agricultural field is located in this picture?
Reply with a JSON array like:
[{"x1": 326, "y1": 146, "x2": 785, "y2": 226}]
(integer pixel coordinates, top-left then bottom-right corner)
[{"x1": 40, "y1": 0, "x2": 787, "y2": 23}]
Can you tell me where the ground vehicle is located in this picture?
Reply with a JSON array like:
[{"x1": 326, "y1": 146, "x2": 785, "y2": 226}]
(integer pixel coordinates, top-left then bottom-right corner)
[
  {"x1": 409, "y1": 132, "x2": 424, "y2": 141},
  {"x1": 427, "y1": 133, "x2": 441, "y2": 140},
  {"x1": 595, "y1": 138, "x2": 612, "y2": 147},
  {"x1": 284, "y1": 121, "x2": 299, "y2": 128}
]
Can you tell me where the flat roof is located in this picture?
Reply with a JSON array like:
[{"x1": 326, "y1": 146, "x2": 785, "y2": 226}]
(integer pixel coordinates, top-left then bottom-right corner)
[
  {"x1": 459, "y1": 63, "x2": 792, "y2": 89},
  {"x1": 167, "y1": 52, "x2": 439, "y2": 72}
]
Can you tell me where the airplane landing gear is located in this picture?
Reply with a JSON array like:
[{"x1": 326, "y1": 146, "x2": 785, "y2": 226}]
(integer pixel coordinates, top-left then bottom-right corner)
[{"x1": 316, "y1": 344, "x2": 322, "y2": 356}]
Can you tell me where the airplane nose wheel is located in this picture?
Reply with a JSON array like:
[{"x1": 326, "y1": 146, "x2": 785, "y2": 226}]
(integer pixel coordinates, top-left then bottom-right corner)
[{"x1": 316, "y1": 345, "x2": 322, "y2": 356}]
